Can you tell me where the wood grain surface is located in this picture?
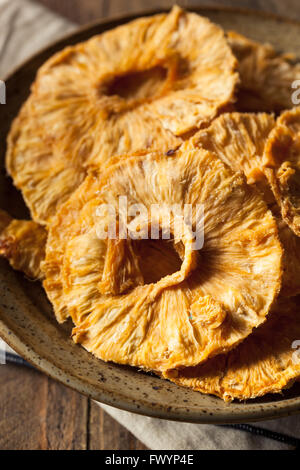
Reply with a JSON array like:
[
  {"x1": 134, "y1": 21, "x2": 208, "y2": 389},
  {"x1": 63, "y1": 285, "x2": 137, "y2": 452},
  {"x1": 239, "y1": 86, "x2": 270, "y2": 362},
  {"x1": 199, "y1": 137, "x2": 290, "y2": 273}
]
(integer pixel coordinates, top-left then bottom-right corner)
[
  {"x1": 0, "y1": 362, "x2": 147, "y2": 450},
  {"x1": 0, "y1": 0, "x2": 298, "y2": 451}
]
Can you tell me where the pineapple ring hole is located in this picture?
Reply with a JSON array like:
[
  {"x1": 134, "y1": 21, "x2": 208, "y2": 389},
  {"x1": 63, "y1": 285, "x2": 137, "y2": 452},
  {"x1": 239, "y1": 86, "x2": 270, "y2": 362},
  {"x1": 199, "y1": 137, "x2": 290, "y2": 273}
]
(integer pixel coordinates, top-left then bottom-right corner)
[
  {"x1": 104, "y1": 66, "x2": 168, "y2": 103},
  {"x1": 132, "y1": 238, "x2": 183, "y2": 285}
]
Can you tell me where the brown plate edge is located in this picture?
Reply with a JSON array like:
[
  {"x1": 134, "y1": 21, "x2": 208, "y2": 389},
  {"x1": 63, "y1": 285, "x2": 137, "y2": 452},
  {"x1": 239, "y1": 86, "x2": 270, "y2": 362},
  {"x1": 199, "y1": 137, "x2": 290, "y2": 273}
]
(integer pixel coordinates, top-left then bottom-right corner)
[{"x1": 1, "y1": 5, "x2": 300, "y2": 424}]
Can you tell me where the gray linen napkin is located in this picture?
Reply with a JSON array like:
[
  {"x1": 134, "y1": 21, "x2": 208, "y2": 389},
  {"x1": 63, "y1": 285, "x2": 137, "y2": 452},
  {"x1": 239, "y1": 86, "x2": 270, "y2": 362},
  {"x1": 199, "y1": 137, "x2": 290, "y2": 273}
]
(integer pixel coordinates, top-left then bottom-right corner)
[{"x1": 0, "y1": 0, "x2": 300, "y2": 450}]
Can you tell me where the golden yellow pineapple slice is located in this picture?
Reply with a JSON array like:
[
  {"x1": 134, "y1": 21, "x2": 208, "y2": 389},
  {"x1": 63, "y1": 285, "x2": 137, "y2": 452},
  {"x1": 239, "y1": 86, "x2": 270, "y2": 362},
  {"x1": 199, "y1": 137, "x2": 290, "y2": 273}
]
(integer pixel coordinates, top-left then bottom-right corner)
[
  {"x1": 165, "y1": 297, "x2": 300, "y2": 401},
  {"x1": 43, "y1": 141, "x2": 282, "y2": 373},
  {"x1": 193, "y1": 112, "x2": 275, "y2": 188},
  {"x1": 0, "y1": 209, "x2": 47, "y2": 279},
  {"x1": 273, "y1": 207, "x2": 300, "y2": 297},
  {"x1": 194, "y1": 112, "x2": 300, "y2": 296},
  {"x1": 6, "y1": 6, "x2": 238, "y2": 226},
  {"x1": 228, "y1": 31, "x2": 300, "y2": 112},
  {"x1": 264, "y1": 107, "x2": 300, "y2": 237}
]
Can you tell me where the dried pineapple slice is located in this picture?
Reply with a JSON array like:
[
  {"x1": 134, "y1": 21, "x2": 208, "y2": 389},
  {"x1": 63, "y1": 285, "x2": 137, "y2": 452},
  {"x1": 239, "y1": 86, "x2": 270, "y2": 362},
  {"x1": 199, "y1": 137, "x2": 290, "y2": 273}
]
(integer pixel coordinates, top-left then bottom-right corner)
[
  {"x1": 273, "y1": 206, "x2": 300, "y2": 297},
  {"x1": 165, "y1": 297, "x2": 300, "y2": 401},
  {"x1": 6, "y1": 6, "x2": 238, "y2": 226},
  {"x1": 193, "y1": 112, "x2": 275, "y2": 188},
  {"x1": 228, "y1": 31, "x2": 300, "y2": 112},
  {"x1": 194, "y1": 112, "x2": 300, "y2": 296},
  {"x1": 264, "y1": 107, "x2": 300, "y2": 237},
  {"x1": 43, "y1": 142, "x2": 282, "y2": 372},
  {"x1": 0, "y1": 209, "x2": 47, "y2": 279}
]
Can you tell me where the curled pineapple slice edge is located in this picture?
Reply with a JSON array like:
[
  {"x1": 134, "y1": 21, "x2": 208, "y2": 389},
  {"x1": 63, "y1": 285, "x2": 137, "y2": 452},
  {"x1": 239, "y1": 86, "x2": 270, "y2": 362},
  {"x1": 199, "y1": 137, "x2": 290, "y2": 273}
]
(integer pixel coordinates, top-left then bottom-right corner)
[
  {"x1": 194, "y1": 112, "x2": 300, "y2": 297},
  {"x1": 165, "y1": 297, "x2": 300, "y2": 402},
  {"x1": 6, "y1": 6, "x2": 238, "y2": 226},
  {"x1": 43, "y1": 141, "x2": 282, "y2": 374},
  {"x1": 0, "y1": 209, "x2": 46, "y2": 280}
]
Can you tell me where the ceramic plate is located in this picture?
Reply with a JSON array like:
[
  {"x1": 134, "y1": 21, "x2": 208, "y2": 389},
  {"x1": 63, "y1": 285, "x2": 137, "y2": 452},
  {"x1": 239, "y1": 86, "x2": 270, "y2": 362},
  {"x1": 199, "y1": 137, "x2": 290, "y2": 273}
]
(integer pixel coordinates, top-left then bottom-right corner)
[{"x1": 1, "y1": 7, "x2": 300, "y2": 424}]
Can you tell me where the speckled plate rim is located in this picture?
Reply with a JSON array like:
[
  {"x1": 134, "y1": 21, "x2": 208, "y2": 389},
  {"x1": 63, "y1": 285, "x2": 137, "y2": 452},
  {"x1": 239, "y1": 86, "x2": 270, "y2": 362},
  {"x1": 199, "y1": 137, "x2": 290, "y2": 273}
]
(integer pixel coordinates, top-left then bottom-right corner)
[{"x1": 1, "y1": 5, "x2": 300, "y2": 425}]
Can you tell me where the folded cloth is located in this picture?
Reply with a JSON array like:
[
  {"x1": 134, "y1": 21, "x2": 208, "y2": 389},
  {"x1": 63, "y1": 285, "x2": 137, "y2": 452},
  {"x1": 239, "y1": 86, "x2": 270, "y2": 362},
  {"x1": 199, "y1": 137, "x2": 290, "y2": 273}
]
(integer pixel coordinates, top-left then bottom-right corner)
[
  {"x1": 0, "y1": 0, "x2": 74, "y2": 77},
  {"x1": 0, "y1": 0, "x2": 300, "y2": 451}
]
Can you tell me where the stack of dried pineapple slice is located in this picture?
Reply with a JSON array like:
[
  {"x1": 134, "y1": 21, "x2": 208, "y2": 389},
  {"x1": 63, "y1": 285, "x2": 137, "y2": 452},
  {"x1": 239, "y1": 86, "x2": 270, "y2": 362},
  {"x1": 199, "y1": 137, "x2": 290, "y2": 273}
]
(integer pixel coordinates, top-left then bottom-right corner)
[{"x1": 1, "y1": 6, "x2": 300, "y2": 402}]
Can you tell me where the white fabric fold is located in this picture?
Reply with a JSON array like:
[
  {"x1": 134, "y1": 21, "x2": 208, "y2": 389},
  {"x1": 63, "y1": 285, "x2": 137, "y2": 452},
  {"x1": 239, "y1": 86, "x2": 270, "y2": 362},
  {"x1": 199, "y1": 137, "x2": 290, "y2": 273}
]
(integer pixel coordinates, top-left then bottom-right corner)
[
  {"x1": 99, "y1": 403, "x2": 300, "y2": 450},
  {"x1": 0, "y1": 0, "x2": 75, "y2": 78},
  {"x1": 0, "y1": 0, "x2": 299, "y2": 450}
]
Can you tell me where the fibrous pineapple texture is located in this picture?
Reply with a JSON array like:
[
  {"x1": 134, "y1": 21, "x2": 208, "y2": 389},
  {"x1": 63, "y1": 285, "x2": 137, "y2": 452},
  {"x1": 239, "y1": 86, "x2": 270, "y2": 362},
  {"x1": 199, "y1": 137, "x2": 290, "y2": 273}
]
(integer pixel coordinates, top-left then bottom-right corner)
[
  {"x1": 6, "y1": 6, "x2": 238, "y2": 226},
  {"x1": 43, "y1": 142, "x2": 282, "y2": 373},
  {"x1": 4, "y1": 8, "x2": 300, "y2": 402},
  {"x1": 264, "y1": 107, "x2": 300, "y2": 237},
  {"x1": 194, "y1": 112, "x2": 300, "y2": 296},
  {"x1": 0, "y1": 209, "x2": 47, "y2": 279},
  {"x1": 165, "y1": 297, "x2": 300, "y2": 401},
  {"x1": 228, "y1": 31, "x2": 300, "y2": 112},
  {"x1": 194, "y1": 112, "x2": 275, "y2": 188}
]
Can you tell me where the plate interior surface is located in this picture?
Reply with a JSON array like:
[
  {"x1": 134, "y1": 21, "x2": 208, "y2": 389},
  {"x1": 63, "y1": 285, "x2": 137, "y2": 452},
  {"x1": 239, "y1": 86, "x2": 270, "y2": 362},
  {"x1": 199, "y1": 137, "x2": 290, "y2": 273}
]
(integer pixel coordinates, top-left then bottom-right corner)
[{"x1": 1, "y1": 7, "x2": 300, "y2": 424}]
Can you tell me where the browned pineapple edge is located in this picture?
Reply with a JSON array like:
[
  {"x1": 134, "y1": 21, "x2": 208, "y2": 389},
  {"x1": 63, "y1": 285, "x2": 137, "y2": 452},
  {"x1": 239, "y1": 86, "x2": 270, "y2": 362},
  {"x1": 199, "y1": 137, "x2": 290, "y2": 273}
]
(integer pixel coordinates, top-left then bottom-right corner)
[{"x1": 1, "y1": 6, "x2": 300, "y2": 424}]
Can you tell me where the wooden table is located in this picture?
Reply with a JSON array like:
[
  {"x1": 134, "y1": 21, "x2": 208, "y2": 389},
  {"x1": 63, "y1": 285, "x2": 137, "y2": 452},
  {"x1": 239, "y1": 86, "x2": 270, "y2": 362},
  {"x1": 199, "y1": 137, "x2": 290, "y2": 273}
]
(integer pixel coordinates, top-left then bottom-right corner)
[{"x1": 0, "y1": 0, "x2": 299, "y2": 451}]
